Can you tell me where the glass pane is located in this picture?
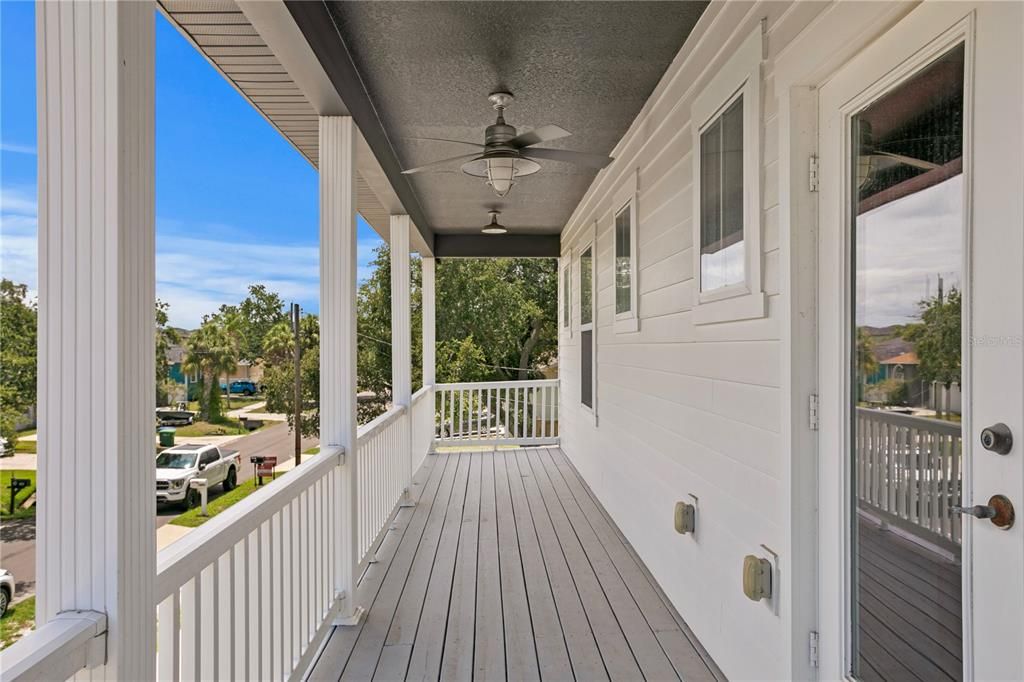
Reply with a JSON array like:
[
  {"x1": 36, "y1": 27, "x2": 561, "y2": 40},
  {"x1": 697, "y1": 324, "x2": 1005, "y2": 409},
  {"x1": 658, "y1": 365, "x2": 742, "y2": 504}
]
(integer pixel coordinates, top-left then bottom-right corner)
[
  {"x1": 700, "y1": 97, "x2": 745, "y2": 291},
  {"x1": 581, "y1": 329, "x2": 593, "y2": 408},
  {"x1": 563, "y1": 266, "x2": 571, "y2": 327},
  {"x1": 615, "y1": 206, "x2": 631, "y2": 314},
  {"x1": 581, "y1": 246, "x2": 593, "y2": 326},
  {"x1": 850, "y1": 44, "x2": 964, "y2": 682}
]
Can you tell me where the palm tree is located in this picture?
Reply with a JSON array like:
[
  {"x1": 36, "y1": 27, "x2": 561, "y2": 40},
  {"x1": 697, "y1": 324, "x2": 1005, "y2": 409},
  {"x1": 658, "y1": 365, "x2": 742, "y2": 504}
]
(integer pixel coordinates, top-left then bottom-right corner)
[{"x1": 262, "y1": 320, "x2": 294, "y2": 366}]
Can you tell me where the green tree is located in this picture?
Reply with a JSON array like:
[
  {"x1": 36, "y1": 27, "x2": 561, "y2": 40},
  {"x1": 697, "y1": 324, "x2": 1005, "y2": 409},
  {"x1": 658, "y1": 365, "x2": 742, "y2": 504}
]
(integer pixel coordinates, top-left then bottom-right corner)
[
  {"x1": 155, "y1": 299, "x2": 181, "y2": 406},
  {"x1": 218, "y1": 285, "x2": 287, "y2": 365},
  {"x1": 856, "y1": 327, "x2": 879, "y2": 385},
  {"x1": 903, "y1": 288, "x2": 961, "y2": 416},
  {"x1": 262, "y1": 314, "x2": 320, "y2": 436},
  {"x1": 0, "y1": 280, "x2": 37, "y2": 454},
  {"x1": 182, "y1": 316, "x2": 238, "y2": 422}
]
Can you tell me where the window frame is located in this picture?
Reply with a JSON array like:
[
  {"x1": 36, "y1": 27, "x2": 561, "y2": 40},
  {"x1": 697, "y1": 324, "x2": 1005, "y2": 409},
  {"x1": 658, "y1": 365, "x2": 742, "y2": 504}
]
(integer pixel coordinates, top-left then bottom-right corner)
[
  {"x1": 613, "y1": 169, "x2": 640, "y2": 333},
  {"x1": 690, "y1": 25, "x2": 766, "y2": 325},
  {"x1": 561, "y1": 254, "x2": 572, "y2": 336},
  {"x1": 577, "y1": 223, "x2": 598, "y2": 425}
]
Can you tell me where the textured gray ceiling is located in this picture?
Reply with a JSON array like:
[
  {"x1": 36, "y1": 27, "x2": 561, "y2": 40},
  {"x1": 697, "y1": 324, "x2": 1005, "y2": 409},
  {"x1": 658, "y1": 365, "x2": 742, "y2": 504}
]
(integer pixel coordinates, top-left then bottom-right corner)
[{"x1": 321, "y1": 1, "x2": 707, "y2": 236}]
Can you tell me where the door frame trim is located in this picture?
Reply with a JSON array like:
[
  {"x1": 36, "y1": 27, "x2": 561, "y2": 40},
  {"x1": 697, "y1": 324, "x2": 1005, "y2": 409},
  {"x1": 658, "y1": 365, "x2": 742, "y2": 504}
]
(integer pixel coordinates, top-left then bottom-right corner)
[{"x1": 815, "y1": 7, "x2": 977, "y2": 679}]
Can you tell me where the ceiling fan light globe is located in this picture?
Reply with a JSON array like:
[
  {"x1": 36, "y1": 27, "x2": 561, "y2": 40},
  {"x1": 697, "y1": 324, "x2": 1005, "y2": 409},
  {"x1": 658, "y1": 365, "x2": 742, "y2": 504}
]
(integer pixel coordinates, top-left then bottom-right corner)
[
  {"x1": 485, "y1": 157, "x2": 517, "y2": 197},
  {"x1": 481, "y1": 226, "x2": 508, "y2": 234}
]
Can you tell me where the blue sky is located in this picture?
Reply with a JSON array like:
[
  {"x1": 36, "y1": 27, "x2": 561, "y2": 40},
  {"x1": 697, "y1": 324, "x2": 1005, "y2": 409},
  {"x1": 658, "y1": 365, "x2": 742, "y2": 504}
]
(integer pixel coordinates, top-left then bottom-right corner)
[{"x1": 0, "y1": 2, "x2": 384, "y2": 328}]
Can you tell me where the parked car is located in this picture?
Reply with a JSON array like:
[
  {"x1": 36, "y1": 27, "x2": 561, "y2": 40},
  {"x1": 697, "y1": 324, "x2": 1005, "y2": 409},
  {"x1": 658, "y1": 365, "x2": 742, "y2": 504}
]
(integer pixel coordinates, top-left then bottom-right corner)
[
  {"x1": 0, "y1": 568, "x2": 14, "y2": 617},
  {"x1": 221, "y1": 380, "x2": 259, "y2": 396},
  {"x1": 155, "y1": 444, "x2": 240, "y2": 509}
]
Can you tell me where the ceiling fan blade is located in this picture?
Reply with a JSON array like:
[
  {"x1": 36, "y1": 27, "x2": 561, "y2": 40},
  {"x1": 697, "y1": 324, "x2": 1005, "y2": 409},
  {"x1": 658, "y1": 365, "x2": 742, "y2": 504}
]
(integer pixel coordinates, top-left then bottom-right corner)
[
  {"x1": 509, "y1": 124, "x2": 571, "y2": 148},
  {"x1": 873, "y1": 151, "x2": 940, "y2": 171},
  {"x1": 522, "y1": 147, "x2": 613, "y2": 169},
  {"x1": 401, "y1": 152, "x2": 481, "y2": 175},
  {"x1": 406, "y1": 137, "x2": 485, "y2": 149}
]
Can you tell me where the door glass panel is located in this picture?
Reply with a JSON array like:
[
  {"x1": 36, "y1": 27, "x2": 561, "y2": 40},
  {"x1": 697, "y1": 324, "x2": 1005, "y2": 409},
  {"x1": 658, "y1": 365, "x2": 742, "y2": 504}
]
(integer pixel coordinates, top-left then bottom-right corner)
[{"x1": 850, "y1": 43, "x2": 964, "y2": 681}]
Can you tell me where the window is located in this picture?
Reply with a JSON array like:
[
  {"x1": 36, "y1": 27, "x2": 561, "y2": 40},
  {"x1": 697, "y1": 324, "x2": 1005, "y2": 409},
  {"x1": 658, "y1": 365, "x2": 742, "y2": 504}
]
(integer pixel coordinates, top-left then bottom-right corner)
[
  {"x1": 691, "y1": 25, "x2": 765, "y2": 324},
  {"x1": 613, "y1": 170, "x2": 639, "y2": 332},
  {"x1": 579, "y1": 244, "x2": 595, "y2": 411},
  {"x1": 199, "y1": 450, "x2": 218, "y2": 468},
  {"x1": 700, "y1": 96, "x2": 744, "y2": 291},
  {"x1": 562, "y1": 261, "x2": 571, "y2": 330}
]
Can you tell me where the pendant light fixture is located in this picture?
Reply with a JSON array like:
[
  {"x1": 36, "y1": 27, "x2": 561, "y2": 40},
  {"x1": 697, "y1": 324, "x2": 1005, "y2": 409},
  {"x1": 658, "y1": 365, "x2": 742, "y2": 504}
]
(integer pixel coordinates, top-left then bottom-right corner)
[{"x1": 480, "y1": 210, "x2": 508, "y2": 234}]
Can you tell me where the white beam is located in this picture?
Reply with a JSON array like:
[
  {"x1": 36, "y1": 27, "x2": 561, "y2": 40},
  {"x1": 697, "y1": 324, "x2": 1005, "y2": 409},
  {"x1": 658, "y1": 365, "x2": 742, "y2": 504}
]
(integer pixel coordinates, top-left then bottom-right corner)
[
  {"x1": 319, "y1": 116, "x2": 361, "y2": 622},
  {"x1": 422, "y1": 257, "x2": 437, "y2": 387},
  {"x1": 35, "y1": 2, "x2": 155, "y2": 677}
]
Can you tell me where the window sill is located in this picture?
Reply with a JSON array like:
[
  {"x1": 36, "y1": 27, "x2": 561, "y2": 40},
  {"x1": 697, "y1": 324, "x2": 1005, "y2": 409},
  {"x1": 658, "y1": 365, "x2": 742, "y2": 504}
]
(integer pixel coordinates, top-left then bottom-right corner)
[
  {"x1": 692, "y1": 290, "x2": 766, "y2": 325},
  {"x1": 614, "y1": 315, "x2": 639, "y2": 334}
]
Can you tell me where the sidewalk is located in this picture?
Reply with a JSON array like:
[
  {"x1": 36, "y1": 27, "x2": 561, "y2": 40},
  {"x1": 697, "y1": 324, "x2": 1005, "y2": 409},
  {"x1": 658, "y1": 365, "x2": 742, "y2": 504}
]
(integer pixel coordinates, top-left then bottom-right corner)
[
  {"x1": 226, "y1": 401, "x2": 287, "y2": 421},
  {"x1": 0, "y1": 454, "x2": 38, "y2": 471}
]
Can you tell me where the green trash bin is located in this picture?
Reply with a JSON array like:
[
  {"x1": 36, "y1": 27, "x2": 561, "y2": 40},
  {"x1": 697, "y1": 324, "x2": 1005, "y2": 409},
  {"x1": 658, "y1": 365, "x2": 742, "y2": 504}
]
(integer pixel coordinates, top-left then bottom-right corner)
[{"x1": 158, "y1": 427, "x2": 176, "y2": 447}]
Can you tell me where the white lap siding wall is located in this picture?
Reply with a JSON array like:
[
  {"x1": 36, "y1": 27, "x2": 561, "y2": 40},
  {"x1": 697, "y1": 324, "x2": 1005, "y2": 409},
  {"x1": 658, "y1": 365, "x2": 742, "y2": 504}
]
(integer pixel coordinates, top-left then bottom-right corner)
[{"x1": 558, "y1": 2, "x2": 833, "y2": 679}]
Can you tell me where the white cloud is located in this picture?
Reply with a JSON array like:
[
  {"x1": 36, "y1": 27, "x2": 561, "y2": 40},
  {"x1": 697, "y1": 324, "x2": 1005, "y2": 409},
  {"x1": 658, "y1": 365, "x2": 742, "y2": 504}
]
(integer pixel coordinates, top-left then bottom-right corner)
[
  {"x1": 0, "y1": 186, "x2": 38, "y2": 294},
  {"x1": 856, "y1": 175, "x2": 963, "y2": 327},
  {"x1": 0, "y1": 142, "x2": 37, "y2": 155}
]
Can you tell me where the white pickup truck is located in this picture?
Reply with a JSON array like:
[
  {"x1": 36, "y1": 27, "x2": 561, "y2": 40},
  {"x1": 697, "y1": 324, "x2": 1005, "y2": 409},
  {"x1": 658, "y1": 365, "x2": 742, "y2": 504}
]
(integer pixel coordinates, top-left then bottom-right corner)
[{"x1": 155, "y1": 444, "x2": 240, "y2": 509}]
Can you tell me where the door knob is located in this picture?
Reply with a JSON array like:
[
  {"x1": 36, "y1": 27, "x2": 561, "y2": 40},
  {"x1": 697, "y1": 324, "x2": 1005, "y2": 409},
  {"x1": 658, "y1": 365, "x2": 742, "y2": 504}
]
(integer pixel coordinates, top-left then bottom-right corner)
[
  {"x1": 980, "y1": 423, "x2": 1012, "y2": 454},
  {"x1": 954, "y1": 494, "x2": 1015, "y2": 530}
]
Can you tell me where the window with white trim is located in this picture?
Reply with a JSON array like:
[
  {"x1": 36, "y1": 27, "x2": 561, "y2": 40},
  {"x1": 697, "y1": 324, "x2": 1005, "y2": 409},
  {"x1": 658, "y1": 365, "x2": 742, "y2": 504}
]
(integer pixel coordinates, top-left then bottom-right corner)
[
  {"x1": 562, "y1": 260, "x2": 571, "y2": 331},
  {"x1": 613, "y1": 170, "x2": 639, "y2": 333},
  {"x1": 579, "y1": 243, "x2": 595, "y2": 411},
  {"x1": 691, "y1": 25, "x2": 766, "y2": 325}
]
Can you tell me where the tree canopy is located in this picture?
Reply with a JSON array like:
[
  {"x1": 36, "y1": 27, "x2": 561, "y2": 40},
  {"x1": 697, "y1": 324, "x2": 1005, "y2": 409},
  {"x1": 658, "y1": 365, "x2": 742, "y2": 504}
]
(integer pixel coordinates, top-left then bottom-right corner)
[
  {"x1": 903, "y1": 287, "x2": 961, "y2": 389},
  {"x1": 0, "y1": 280, "x2": 37, "y2": 453}
]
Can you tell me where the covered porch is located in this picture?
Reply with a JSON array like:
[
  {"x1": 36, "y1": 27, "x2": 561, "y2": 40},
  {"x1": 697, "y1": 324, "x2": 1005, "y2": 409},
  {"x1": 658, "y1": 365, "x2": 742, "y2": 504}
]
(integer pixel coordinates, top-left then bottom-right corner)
[{"x1": 310, "y1": 447, "x2": 720, "y2": 682}]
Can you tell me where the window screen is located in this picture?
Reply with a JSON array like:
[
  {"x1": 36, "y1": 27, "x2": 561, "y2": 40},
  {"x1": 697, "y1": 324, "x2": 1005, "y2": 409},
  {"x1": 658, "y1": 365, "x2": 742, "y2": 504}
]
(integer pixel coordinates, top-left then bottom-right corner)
[
  {"x1": 580, "y1": 247, "x2": 593, "y2": 326},
  {"x1": 700, "y1": 96, "x2": 744, "y2": 291},
  {"x1": 563, "y1": 266, "x2": 571, "y2": 327},
  {"x1": 615, "y1": 205, "x2": 631, "y2": 314},
  {"x1": 581, "y1": 329, "x2": 593, "y2": 408}
]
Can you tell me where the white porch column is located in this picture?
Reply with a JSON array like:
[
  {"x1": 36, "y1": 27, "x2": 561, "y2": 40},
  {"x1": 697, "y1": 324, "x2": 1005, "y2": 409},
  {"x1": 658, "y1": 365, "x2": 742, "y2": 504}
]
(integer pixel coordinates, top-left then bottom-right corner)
[
  {"x1": 390, "y1": 215, "x2": 412, "y2": 408},
  {"x1": 421, "y1": 256, "x2": 437, "y2": 387},
  {"x1": 35, "y1": 2, "x2": 155, "y2": 677},
  {"x1": 319, "y1": 116, "x2": 362, "y2": 622}
]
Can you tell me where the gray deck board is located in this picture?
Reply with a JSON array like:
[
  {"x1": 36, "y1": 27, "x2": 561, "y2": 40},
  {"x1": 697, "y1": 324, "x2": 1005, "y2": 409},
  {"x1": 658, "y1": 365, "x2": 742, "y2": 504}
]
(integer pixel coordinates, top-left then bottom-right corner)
[
  {"x1": 309, "y1": 448, "x2": 720, "y2": 681},
  {"x1": 857, "y1": 517, "x2": 963, "y2": 681}
]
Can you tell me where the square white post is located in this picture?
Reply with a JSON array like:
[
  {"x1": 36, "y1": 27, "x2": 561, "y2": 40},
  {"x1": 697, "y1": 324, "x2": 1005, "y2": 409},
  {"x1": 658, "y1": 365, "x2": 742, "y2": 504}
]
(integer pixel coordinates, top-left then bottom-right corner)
[
  {"x1": 390, "y1": 215, "x2": 414, "y2": 503},
  {"x1": 35, "y1": 2, "x2": 156, "y2": 677},
  {"x1": 421, "y1": 256, "x2": 436, "y2": 387},
  {"x1": 319, "y1": 116, "x2": 362, "y2": 624}
]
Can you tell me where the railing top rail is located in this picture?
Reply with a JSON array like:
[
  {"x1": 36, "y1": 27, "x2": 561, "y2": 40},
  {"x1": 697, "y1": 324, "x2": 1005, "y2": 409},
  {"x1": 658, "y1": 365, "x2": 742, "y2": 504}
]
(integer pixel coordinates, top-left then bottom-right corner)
[
  {"x1": 435, "y1": 379, "x2": 558, "y2": 390},
  {"x1": 855, "y1": 407, "x2": 961, "y2": 436},
  {"x1": 357, "y1": 404, "x2": 407, "y2": 445},
  {"x1": 412, "y1": 385, "x2": 432, "y2": 404},
  {"x1": 155, "y1": 446, "x2": 343, "y2": 602},
  {"x1": 0, "y1": 610, "x2": 106, "y2": 682}
]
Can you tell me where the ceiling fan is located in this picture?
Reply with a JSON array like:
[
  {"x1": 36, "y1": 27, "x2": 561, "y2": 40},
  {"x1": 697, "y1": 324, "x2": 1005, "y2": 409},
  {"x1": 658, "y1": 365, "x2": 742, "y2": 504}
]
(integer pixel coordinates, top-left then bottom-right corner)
[
  {"x1": 401, "y1": 91, "x2": 614, "y2": 198},
  {"x1": 857, "y1": 120, "x2": 941, "y2": 189}
]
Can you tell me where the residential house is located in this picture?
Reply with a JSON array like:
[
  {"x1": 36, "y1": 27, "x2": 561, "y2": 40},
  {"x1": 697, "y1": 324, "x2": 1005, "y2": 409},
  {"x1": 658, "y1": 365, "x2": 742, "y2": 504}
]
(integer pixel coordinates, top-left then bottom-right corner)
[{"x1": 3, "y1": 2, "x2": 1021, "y2": 681}]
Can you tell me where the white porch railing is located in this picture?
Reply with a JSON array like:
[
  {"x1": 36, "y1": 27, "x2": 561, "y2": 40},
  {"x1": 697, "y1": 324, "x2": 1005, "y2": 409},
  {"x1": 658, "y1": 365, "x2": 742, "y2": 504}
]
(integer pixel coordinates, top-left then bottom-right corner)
[
  {"x1": 154, "y1": 446, "x2": 345, "y2": 682},
  {"x1": 435, "y1": 379, "x2": 559, "y2": 447},
  {"x1": 411, "y1": 386, "x2": 435, "y2": 468},
  {"x1": 355, "y1": 405, "x2": 410, "y2": 563},
  {"x1": 855, "y1": 408, "x2": 963, "y2": 547}
]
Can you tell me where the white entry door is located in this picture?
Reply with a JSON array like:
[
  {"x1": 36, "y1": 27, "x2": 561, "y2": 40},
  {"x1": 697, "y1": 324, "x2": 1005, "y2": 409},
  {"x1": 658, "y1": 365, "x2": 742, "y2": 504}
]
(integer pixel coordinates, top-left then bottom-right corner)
[{"x1": 817, "y1": 3, "x2": 1024, "y2": 679}]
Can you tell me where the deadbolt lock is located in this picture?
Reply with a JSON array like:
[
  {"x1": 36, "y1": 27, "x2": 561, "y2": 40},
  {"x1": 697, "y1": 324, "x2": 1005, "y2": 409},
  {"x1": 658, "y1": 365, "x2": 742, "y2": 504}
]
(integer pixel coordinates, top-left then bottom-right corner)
[
  {"x1": 953, "y1": 494, "x2": 1015, "y2": 530},
  {"x1": 980, "y1": 423, "x2": 1012, "y2": 455}
]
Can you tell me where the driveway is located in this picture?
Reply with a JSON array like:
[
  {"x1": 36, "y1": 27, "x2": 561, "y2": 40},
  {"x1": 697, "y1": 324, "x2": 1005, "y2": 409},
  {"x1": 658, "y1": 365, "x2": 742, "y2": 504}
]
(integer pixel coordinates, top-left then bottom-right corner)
[{"x1": 1, "y1": 422, "x2": 318, "y2": 602}]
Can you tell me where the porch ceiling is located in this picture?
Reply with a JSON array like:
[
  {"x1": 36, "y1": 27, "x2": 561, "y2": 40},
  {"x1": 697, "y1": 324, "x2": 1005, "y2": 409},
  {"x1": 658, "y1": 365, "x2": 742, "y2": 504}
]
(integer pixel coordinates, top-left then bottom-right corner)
[{"x1": 287, "y1": 1, "x2": 707, "y2": 240}]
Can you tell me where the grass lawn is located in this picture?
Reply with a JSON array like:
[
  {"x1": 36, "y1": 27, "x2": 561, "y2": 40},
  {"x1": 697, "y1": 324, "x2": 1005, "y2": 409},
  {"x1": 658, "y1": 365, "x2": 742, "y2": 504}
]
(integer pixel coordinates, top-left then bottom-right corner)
[
  {"x1": 303, "y1": 446, "x2": 320, "y2": 455},
  {"x1": 13, "y1": 439, "x2": 36, "y2": 454},
  {"x1": 0, "y1": 470, "x2": 36, "y2": 520},
  {"x1": 172, "y1": 418, "x2": 250, "y2": 438},
  {"x1": 170, "y1": 479, "x2": 258, "y2": 528},
  {"x1": 0, "y1": 596, "x2": 35, "y2": 650}
]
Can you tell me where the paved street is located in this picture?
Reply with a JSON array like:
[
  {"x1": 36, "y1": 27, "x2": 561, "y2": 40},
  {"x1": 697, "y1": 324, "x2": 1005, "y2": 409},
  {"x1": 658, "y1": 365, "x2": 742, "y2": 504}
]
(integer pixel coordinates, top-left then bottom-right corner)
[{"x1": 0, "y1": 422, "x2": 318, "y2": 602}]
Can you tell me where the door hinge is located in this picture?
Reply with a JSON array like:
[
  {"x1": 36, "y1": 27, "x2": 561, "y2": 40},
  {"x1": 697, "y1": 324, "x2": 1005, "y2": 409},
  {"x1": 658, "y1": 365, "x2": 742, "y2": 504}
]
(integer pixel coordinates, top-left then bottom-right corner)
[
  {"x1": 808, "y1": 393, "x2": 819, "y2": 431},
  {"x1": 809, "y1": 630, "x2": 820, "y2": 668},
  {"x1": 808, "y1": 154, "x2": 819, "y2": 193}
]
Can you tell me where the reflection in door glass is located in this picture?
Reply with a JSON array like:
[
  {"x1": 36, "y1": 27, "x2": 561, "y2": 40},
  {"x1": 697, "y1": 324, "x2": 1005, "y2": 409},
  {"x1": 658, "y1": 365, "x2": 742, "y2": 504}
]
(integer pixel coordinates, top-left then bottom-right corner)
[{"x1": 851, "y1": 44, "x2": 964, "y2": 681}]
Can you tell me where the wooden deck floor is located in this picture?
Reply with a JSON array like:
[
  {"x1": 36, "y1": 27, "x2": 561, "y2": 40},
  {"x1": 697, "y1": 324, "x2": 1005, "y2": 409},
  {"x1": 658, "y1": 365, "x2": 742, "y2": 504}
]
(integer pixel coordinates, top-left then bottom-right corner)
[
  {"x1": 857, "y1": 517, "x2": 963, "y2": 682},
  {"x1": 309, "y1": 447, "x2": 722, "y2": 681}
]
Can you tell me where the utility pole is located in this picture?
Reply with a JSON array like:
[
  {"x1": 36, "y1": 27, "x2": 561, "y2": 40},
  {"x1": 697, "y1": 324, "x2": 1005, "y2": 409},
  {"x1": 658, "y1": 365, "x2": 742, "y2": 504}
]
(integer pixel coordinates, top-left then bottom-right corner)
[{"x1": 292, "y1": 303, "x2": 302, "y2": 467}]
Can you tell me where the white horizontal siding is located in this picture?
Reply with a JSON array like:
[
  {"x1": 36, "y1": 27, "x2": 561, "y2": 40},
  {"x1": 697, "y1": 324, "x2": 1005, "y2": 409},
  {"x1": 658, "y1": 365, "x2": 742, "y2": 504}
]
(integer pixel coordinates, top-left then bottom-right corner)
[{"x1": 558, "y1": 1, "x2": 830, "y2": 678}]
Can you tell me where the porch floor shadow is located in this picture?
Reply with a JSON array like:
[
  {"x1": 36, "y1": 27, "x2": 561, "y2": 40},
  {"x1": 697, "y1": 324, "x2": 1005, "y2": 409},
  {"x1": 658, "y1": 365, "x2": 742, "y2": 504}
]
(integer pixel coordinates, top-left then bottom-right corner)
[{"x1": 308, "y1": 447, "x2": 722, "y2": 681}]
